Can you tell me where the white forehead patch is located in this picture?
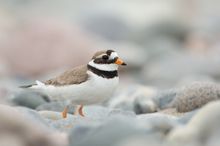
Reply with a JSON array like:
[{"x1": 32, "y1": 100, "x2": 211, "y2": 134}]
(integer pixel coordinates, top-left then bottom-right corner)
[{"x1": 110, "y1": 52, "x2": 118, "y2": 60}]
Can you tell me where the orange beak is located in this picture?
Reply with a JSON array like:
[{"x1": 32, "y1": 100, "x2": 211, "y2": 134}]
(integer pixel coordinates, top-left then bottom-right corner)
[{"x1": 115, "y1": 58, "x2": 127, "y2": 66}]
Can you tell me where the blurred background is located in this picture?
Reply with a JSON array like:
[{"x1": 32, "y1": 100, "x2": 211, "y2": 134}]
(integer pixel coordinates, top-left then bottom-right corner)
[
  {"x1": 1, "y1": 1, "x2": 220, "y2": 146},
  {"x1": 1, "y1": 0, "x2": 220, "y2": 89}
]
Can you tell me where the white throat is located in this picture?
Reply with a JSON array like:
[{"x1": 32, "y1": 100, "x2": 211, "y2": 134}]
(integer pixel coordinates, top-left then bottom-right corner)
[{"x1": 88, "y1": 60, "x2": 118, "y2": 71}]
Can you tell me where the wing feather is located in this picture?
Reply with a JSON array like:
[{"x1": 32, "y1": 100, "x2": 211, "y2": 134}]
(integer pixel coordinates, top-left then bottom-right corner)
[{"x1": 44, "y1": 65, "x2": 88, "y2": 86}]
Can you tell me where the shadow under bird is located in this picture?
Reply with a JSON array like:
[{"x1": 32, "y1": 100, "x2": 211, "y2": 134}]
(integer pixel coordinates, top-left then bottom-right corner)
[{"x1": 20, "y1": 50, "x2": 127, "y2": 118}]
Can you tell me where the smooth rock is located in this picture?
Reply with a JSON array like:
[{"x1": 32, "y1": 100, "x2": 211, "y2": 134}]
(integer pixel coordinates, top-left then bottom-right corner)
[
  {"x1": 108, "y1": 85, "x2": 157, "y2": 114},
  {"x1": 83, "y1": 105, "x2": 135, "y2": 118},
  {"x1": 16, "y1": 106, "x2": 49, "y2": 127},
  {"x1": 38, "y1": 106, "x2": 134, "y2": 132},
  {"x1": 206, "y1": 130, "x2": 220, "y2": 146},
  {"x1": 177, "y1": 109, "x2": 198, "y2": 124},
  {"x1": 168, "y1": 101, "x2": 220, "y2": 146},
  {"x1": 169, "y1": 82, "x2": 220, "y2": 112},
  {"x1": 134, "y1": 97, "x2": 158, "y2": 114},
  {"x1": 116, "y1": 136, "x2": 166, "y2": 146},
  {"x1": 137, "y1": 113, "x2": 179, "y2": 136},
  {"x1": 151, "y1": 89, "x2": 178, "y2": 110},
  {"x1": 69, "y1": 116, "x2": 147, "y2": 146},
  {"x1": 0, "y1": 104, "x2": 66, "y2": 146},
  {"x1": 39, "y1": 110, "x2": 101, "y2": 132},
  {"x1": 12, "y1": 91, "x2": 49, "y2": 109}
]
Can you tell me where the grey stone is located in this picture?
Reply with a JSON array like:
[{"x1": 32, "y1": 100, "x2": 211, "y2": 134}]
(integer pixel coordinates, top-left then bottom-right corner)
[
  {"x1": 152, "y1": 89, "x2": 178, "y2": 109},
  {"x1": 83, "y1": 105, "x2": 135, "y2": 118},
  {"x1": 38, "y1": 106, "x2": 135, "y2": 132},
  {"x1": 170, "y1": 82, "x2": 220, "y2": 112},
  {"x1": 16, "y1": 106, "x2": 49, "y2": 127},
  {"x1": 39, "y1": 110, "x2": 101, "y2": 132},
  {"x1": 0, "y1": 104, "x2": 66, "y2": 146},
  {"x1": 168, "y1": 101, "x2": 220, "y2": 146},
  {"x1": 12, "y1": 91, "x2": 49, "y2": 109},
  {"x1": 177, "y1": 110, "x2": 198, "y2": 124},
  {"x1": 69, "y1": 116, "x2": 147, "y2": 146},
  {"x1": 206, "y1": 130, "x2": 220, "y2": 146},
  {"x1": 108, "y1": 85, "x2": 157, "y2": 114},
  {"x1": 134, "y1": 96, "x2": 158, "y2": 114},
  {"x1": 137, "y1": 113, "x2": 179, "y2": 136},
  {"x1": 116, "y1": 136, "x2": 167, "y2": 146},
  {"x1": 68, "y1": 113, "x2": 178, "y2": 146}
]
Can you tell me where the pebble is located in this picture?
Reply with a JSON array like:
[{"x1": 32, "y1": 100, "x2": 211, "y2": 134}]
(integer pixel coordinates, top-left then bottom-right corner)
[
  {"x1": 137, "y1": 113, "x2": 179, "y2": 136},
  {"x1": 38, "y1": 105, "x2": 135, "y2": 132},
  {"x1": 169, "y1": 82, "x2": 220, "y2": 112},
  {"x1": 108, "y1": 85, "x2": 157, "y2": 114},
  {"x1": 117, "y1": 136, "x2": 166, "y2": 146},
  {"x1": 168, "y1": 101, "x2": 220, "y2": 146},
  {"x1": 16, "y1": 106, "x2": 49, "y2": 127},
  {"x1": 39, "y1": 110, "x2": 101, "y2": 132},
  {"x1": 1, "y1": 1, "x2": 220, "y2": 146},
  {"x1": 0, "y1": 104, "x2": 67, "y2": 146},
  {"x1": 12, "y1": 91, "x2": 49, "y2": 109},
  {"x1": 153, "y1": 89, "x2": 178, "y2": 109},
  {"x1": 84, "y1": 105, "x2": 135, "y2": 118},
  {"x1": 69, "y1": 116, "x2": 146, "y2": 146},
  {"x1": 177, "y1": 109, "x2": 198, "y2": 124},
  {"x1": 134, "y1": 97, "x2": 158, "y2": 114}
]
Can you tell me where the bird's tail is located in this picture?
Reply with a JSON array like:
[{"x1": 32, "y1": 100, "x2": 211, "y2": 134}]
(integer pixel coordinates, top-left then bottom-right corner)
[
  {"x1": 19, "y1": 80, "x2": 45, "y2": 88},
  {"x1": 19, "y1": 84, "x2": 36, "y2": 88}
]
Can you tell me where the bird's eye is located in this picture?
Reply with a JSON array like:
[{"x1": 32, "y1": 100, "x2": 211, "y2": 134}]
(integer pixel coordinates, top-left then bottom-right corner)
[{"x1": 102, "y1": 55, "x2": 109, "y2": 60}]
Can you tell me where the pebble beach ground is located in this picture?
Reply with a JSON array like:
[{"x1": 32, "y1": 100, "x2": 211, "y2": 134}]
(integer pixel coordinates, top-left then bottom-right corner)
[{"x1": 1, "y1": 1, "x2": 220, "y2": 146}]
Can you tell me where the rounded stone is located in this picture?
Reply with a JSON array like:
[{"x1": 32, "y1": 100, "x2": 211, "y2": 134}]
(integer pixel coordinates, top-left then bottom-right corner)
[
  {"x1": 170, "y1": 82, "x2": 220, "y2": 112},
  {"x1": 108, "y1": 85, "x2": 157, "y2": 114},
  {"x1": 168, "y1": 101, "x2": 220, "y2": 145},
  {"x1": 12, "y1": 91, "x2": 49, "y2": 109}
]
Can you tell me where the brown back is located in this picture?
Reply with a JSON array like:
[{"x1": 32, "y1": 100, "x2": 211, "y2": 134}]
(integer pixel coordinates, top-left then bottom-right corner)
[{"x1": 44, "y1": 65, "x2": 88, "y2": 86}]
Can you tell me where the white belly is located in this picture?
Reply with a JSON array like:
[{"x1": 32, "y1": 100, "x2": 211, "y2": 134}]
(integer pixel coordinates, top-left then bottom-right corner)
[{"x1": 37, "y1": 72, "x2": 119, "y2": 105}]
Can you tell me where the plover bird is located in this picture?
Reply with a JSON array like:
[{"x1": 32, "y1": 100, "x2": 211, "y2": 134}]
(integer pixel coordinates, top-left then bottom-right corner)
[{"x1": 21, "y1": 50, "x2": 126, "y2": 118}]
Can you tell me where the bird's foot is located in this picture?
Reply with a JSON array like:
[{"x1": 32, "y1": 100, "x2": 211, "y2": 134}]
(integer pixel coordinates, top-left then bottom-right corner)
[
  {"x1": 74, "y1": 105, "x2": 85, "y2": 117},
  {"x1": 62, "y1": 105, "x2": 84, "y2": 118},
  {"x1": 62, "y1": 106, "x2": 68, "y2": 118}
]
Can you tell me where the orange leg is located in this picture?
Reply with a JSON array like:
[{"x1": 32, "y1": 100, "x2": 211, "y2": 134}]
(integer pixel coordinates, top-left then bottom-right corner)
[
  {"x1": 62, "y1": 106, "x2": 68, "y2": 118},
  {"x1": 79, "y1": 105, "x2": 85, "y2": 117},
  {"x1": 74, "y1": 105, "x2": 85, "y2": 117}
]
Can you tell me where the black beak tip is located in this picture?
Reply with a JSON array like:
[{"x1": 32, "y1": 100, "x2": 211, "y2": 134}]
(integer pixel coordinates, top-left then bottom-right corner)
[{"x1": 122, "y1": 62, "x2": 127, "y2": 66}]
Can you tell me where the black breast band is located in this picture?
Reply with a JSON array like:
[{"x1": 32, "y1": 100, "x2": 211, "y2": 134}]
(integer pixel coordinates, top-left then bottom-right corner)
[{"x1": 87, "y1": 65, "x2": 118, "y2": 79}]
